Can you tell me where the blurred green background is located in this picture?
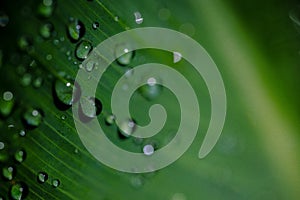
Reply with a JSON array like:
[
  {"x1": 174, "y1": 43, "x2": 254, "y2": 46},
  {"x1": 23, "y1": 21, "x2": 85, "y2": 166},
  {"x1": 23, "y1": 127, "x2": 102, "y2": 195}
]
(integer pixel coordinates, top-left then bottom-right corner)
[{"x1": 0, "y1": 0, "x2": 300, "y2": 199}]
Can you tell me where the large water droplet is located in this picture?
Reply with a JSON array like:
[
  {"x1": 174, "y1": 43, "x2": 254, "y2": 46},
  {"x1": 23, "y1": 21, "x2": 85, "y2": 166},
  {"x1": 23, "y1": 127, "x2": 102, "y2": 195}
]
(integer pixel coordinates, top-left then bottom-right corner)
[
  {"x1": 14, "y1": 149, "x2": 26, "y2": 163},
  {"x1": 0, "y1": 12, "x2": 9, "y2": 27},
  {"x1": 79, "y1": 96, "x2": 102, "y2": 121},
  {"x1": 54, "y1": 77, "x2": 81, "y2": 108},
  {"x1": 67, "y1": 19, "x2": 85, "y2": 42},
  {"x1": 0, "y1": 91, "x2": 15, "y2": 118},
  {"x1": 40, "y1": 22, "x2": 54, "y2": 39},
  {"x1": 138, "y1": 77, "x2": 163, "y2": 100},
  {"x1": 10, "y1": 182, "x2": 28, "y2": 200},
  {"x1": 118, "y1": 119, "x2": 136, "y2": 137},
  {"x1": 52, "y1": 179, "x2": 60, "y2": 188},
  {"x1": 75, "y1": 40, "x2": 92, "y2": 60},
  {"x1": 22, "y1": 108, "x2": 43, "y2": 128},
  {"x1": 2, "y1": 166, "x2": 16, "y2": 181},
  {"x1": 37, "y1": 172, "x2": 48, "y2": 183},
  {"x1": 134, "y1": 12, "x2": 143, "y2": 24},
  {"x1": 115, "y1": 43, "x2": 134, "y2": 66},
  {"x1": 37, "y1": 0, "x2": 56, "y2": 18}
]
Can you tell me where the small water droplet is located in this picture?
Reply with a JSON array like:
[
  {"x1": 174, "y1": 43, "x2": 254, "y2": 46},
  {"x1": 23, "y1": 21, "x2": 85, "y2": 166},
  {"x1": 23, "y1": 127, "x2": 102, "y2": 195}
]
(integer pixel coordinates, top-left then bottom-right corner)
[
  {"x1": 173, "y1": 52, "x2": 182, "y2": 63},
  {"x1": 40, "y1": 23, "x2": 54, "y2": 39},
  {"x1": 67, "y1": 19, "x2": 85, "y2": 42},
  {"x1": 10, "y1": 182, "x2": 28, "y2": 200},
  {"x1": 17, "y1": 36, "x2": 33, "y2": 52},
  {"x1": 114, "y1": 16, "x2": 119, "y2": 22},
  {"x1": 8, "y1": 124, "x2": 14, "y2": 129},
  {"x1": 37, "y1": 172, "x2": 48, "y2": 183},
  {"x1": 19, "y1": 130, "x2": 26, "y2": 137},
  {"x1": 139, "y1": 77, "x2": 163, "y2": 100},
  {"x1": 92, "y1": 22, "x2": 99, "y2": 30},
  {"x1": 118, "y1": 119, "x2": 136, "y2": 137},
  {"x1": 74, "y1": 148, "x2": 79, "y2": 154},
  {"x1": 79, "y1": 96, "x2": 102, "y2": 120},
  {"x1": 75, "y1": 40, "x2": 92, "y2": 60},
  {"x1": 61, "y1": 115, "x2": 66, "y2": 120},
  {"x1": 0, "y1": 91, "x2": 15, "y2": 118},
  {"x1": 0, "y1": 12, "x2": 9, "y2": 27},
  {"x1": 143, "y1": 144, "x2": 154, "y2": 156},
  {"x1": 22, "y1": 108, "x2": 43, "y2": 128},
  {"x1": 14, "y1": 149, "x2": 26, "y2": 163},
  {"x1": 37, "y1": 0, "x2": 56, "y2": 18},
  {"x1": 2, "y1": 166, "x2": 16, "y2": 181},
  {"x1": 0, "y1": 142, "x2": 4, "y2": 150},
  {"x1": 46, "y1": 54, "x2": 52, "y2": 60},
  {"x1": 134, "y1": 12, "x2": 143, "y2": 24},
  {"x1": 52, "y1": 179, "x2": 60, "y2": 188},
  {"x1": 115, "y1": 43, "x2": 134, "y2": 66},
  {"x1": 85, "y1": 60, "x2": 98, "y2": 72},
  {"x1": 105, "y1": 114, "x2": 115, "y2": 125},
  {"x1": 33, "y1": 77, "x2": 43, "y2": 88},
  {"x1": 20, "y1": 73, "x2": 32, "y2": 87},
  {"x1": 54, "y1": 78, "x2": 81, "y2": 108}
]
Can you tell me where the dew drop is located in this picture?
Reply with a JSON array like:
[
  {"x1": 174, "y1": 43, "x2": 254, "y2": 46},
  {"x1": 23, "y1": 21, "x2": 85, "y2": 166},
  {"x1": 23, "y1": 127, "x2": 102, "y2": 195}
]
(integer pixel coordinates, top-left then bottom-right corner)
[
  {"x1": 2, "y1": 166, "x2": 16, "y2": 181},
  {"x1": 37, "y1": 0, "x2": 56, "y2": 18},
  {"x1": 143, "y1": 144, "x2": 154, "y2": 156},
  {"x1": 118, "y1": 119, "x2": 136, "y2": 137},
  {"x1": 75, "y1": 40, "x2": 92, "y2": 60},
  {"x1": 139, "y1": 77, "x2": 163, "y2": 100},
  {"x1": 134, "y1": 12, "x2": 143, "y2": 24},
  {"x1": 115, "y1": 43, "x2": 134, "y2": 66},
  {"x1": 92, "y1": 22, "x2": 99, "y2": 30},
  {"x1": 61, "y1": 114, "x2": 66, "y2": 120},
  {"x1": 114, "y1": 16, "x2": 119, "y2": 22},
  {"x1": 33, "y1": 76, "x2": 43, "y2": 88},
  {"x1": 54, "y1": 78, "x2": 81, "y2": 107},
  {"x1": 10, "y1": 182, "x2": 28, "y2": 200},
  {"x1": 67, "y1": 19, "x2": 85, "y2": 42},
  {"x1": 0, "y1": 141, "x2": 4, "y2": 150},
  {"x1": 37, "y1": 172, "x2": 48, "y2": 183},
  {"x1": 105, "y1": 114, "x2": 115, "y2": 125},
  {"x1": 52, "y1": 179, "x2": 60, "y2": 188},
  {"x1": 14, "y1": 149, "x2": 26, "y2": 163},
  {"x1": 20, "y1": 73, "x2": 32, "y2": 87},
  {"x1": 173, "y1": 52, "x2": 182, "y2": 63},
  {"x1": 0, "y1": 91, "x2": 15, "y2": 118},
  {"x1": 40, "y1": 23, "x2": 54, "y2": 39},
  {"x1": 19, "y1": 130, "x2": 26, "y2": 137},
  {"x1": 22, "y1": 108, "x2": 43, "y2": 128},
  {"x1": 0, "y1": 12, "x2": 9, "y2": 27},
  {"x1": 85, "y1": 60, "x2": 97, "y2": 72},
  {"x1": 17, "y1": 36, "x2": 32, "y2": 52},
  {"x1": 79, "y1": 96, "x2": 102, "y2": 119}
]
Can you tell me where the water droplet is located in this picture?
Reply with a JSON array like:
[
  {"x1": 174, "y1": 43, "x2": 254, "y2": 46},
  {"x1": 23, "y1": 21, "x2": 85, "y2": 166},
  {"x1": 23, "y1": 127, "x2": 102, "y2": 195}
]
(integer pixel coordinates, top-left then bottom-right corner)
[
  {"x1": 37, "y1": 172, "x2": 48, "y2": 183},
  {"x1": 0, "y1": 142, "x2": 4, "y2": 150},
  {"x1": 17, "y1": 36, "x2": 32, "y2": 52},
  {"x1": 37, "y1": 0, "x2": 56, "y2": 18},
  {"x1": 118, "y1": 119, "x2": 136, "y2": 137},
  {"x1": 75, "y1": 40, "x2": 92, "y2": 60},
  {"x1": 20, "y1": 73, "x2": 32, "y2": 87},
  {"x1": 143, "y1": 144, "x2": 154, "y2": 156},
  {"x1": 10, "y1": 182, "x2": 28, "y2": 200},
  {"x1": 15, "y1": 149, "x2": 26, "y2": 163},
  {"x1": 22, "y1": 108, "x2": 43, "y2": 128},
  {"x1": 67, "y1": 19, "x2": 85, "y2": 42},
  {"x1": 92, "y1": 22, "x2": 99, "y2": 30},
  {"x1": 115, "y1": 43, "x2": 134, "y2": 66},
  {"x1": 114, "y1": 16, "x2": 119, "y2": 22},
  {"x1": 0, "y1": 12, "x2": 9, "y2": 27},
  {"x1": 139, "y1": 77, "x2": 163, "y2": 100},
  {"x1": 105, "y1": 114, "x2": 115, "y2": 125},
  {"x1": 61, "y1": 115, "x2": 66, "y2": 120},
  {"x1": 19, "y1": 130, "x2": 26, "y2": 137},
  {"x1": 0, "y1": 91, "x2": 15, "y2": 118},
  {"x1": 54, "y1": 78, "x2": 81, "y2": 108},
  {"x1": 52, "y1": 179, "x2": 60, "y2": 188},
  {"x1": 2, "y1": 166, "x2": 16, "y2": 180},
  {"x1": 134, "y1": 12, "x2": 143, "y2": 24},
  {"x1": 173, "y1": 52, "x2": 182, "y2": 63},
  {"x1": 130, "y1": 175, "x2": 144, "y2": 189},
  {"x1": 33, "y1": 77, "x2": 43, "y2": 88},
  {"x1": 85, "y1": 60, "x2": 98, "y2": 72},
  {"x1": 40, "y1": 23, "x2": 54, "y2": 39},
  {"x1": 79, "y1": 96, "x2": 102, "y2": 119},
  {"x1": 8, "y1": 124, "x2": 14, "y2": 129}
]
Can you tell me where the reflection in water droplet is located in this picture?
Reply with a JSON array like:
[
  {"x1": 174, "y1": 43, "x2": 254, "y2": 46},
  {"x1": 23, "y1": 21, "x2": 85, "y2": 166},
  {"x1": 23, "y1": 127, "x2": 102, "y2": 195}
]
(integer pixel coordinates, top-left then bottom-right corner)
[
  {"x1": 22, "y1": 108, "x2": 43, "y2": 128},
  {"x1": 37, "y1": 172, "x2": 48, "y2": 183},
  {"x1": 92, "y1": 22, "x2": 99, "y2": 30},
  {"x1": 105, "y1": 114, "x2": 115, "y2": 125},
  {"x1": 67, "y1": 19, "x2": 85, "y2": 42},
  {"x1": 139, "y1": 77, "x2": 162, "y2": 100},
  {"x1": 0, "y1": 12, "x2": 9, "y2": 27},
  {"x1": 173, "y1": 52, "x2": 182, "y2": 63},
  {"x1": 143, "y1": 144, "x2": 154, "y2": 156},
  {"x1": 52, "y1": 179, "x2": 60, "y2": 188},
  {"x1": 118, "y1": 119, "x2": 136, "y2": 137},
  {"x1": 75, "y1": 40, "x2": 92, "y2": 60},
  {"x1": 40, "y1": 23, "x2": 54, "y2": 39},
  {"x1": 10, "y1": 182, "x2": 28, "y2": 200},
  {"x1": 15, "y1": 149, "x2": 26, "y2": 163},
  {"x1": 2, "y1": 166, "x2": 15, "y2": 180},
  {"x1": 134, "y1": 12, "x2": 143, "y2": 24},
  {"x1": 79, "y1": 96, "x2": 102, "y2": 119},
  {"x1": 115, "y1": 43, "x2": 134, "y2": 66},
  {"x1": 0, "y1": 91, "x2": 15, "y2": 117},
  {"x1": 37, "y1": 0, "x2": 55, "y2": 18}
]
